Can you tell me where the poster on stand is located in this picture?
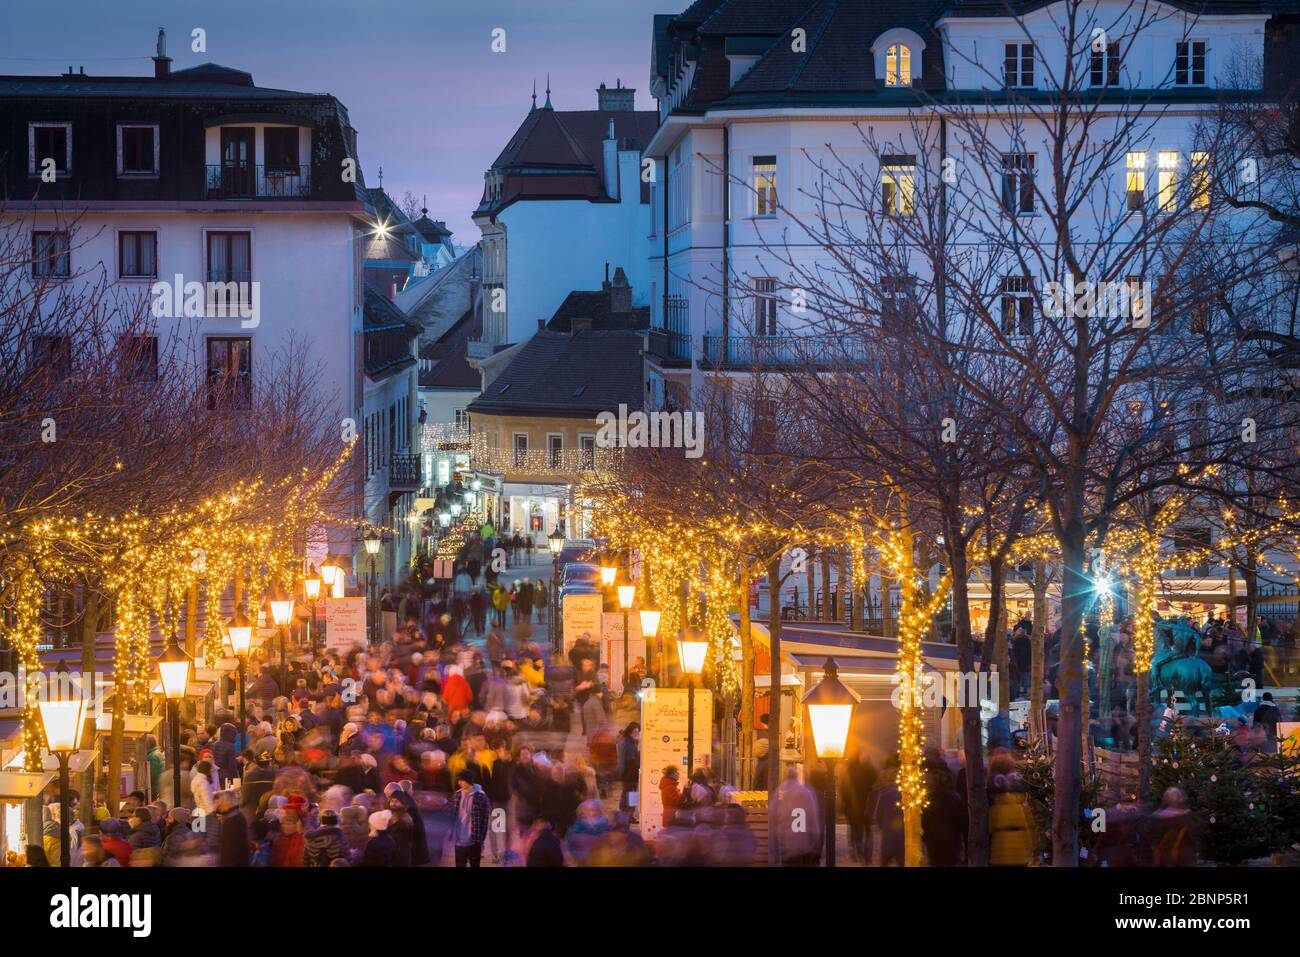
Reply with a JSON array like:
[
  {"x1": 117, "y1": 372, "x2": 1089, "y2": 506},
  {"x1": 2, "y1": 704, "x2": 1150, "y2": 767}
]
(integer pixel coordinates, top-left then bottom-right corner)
[
  {"x1": 325, "y1": 596, "x2": 367, "y2": 652},
  {"x1": 563, "y1": 592, "x2": 603, "y2": 653},
  {"x1": 639, "y1": 686, "x2": 712, "y2": 841}
]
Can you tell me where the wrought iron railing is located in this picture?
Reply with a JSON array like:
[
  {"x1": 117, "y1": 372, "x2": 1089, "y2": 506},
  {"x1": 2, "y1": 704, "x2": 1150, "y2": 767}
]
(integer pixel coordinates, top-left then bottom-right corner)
[
  {"x1": 702, "y1": 334, "x2": 868, "y2": 368},
  {"x1": 206, "y1": 164, "x2": 311, "y2": 199},
  {"x1": 389, "y1": 452, "x2": 422, "y2": 489}
]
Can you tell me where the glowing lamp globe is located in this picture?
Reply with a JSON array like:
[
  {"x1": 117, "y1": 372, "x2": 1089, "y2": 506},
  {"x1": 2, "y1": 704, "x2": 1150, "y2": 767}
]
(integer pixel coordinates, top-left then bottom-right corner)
[
  {"x1": 617, "y1": 583, "x2": 636, "y2": 610},
  {"x1": 638, "y1": 608, "x2": 662, "y2": 639},
  {"x1": 678, "y1": 631, "x2": 709, "y2": 676},
  {"x1": 803, "y1": 658, "x2": 858, "y2": 760},
  {"x1": 268, "y1": 586, "x2": 295, "y2": 628},
  {"x1": 38, "y1": 662, "x2": 88, "y2": 753},
  {"x1": 227, "y1": 607, "x2": 254, "y2": 657},
  {"x1": 600, "y1": 565, "x2": 618, "y2": 587},
  {"x1": 303, "y1": 565, "x2": 323, "y2": 601},
  {"x1": 157, "y1": 637, "x2": 193, "y2": 702},
  {"x1": 548, "y1": 529, "x2": 565, "y2": 556},
  {"x1": 363, "y1": 531, "x2": 381, "y2": 556}
]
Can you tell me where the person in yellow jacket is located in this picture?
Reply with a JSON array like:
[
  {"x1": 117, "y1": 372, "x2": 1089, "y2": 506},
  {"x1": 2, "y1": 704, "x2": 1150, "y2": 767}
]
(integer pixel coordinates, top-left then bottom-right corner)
[
  {"x1": 988, "y1": 774, "x2": 1035, "y2": 866},
  {"x1": 520, "y1": 657, "x2": 546, "y2": 688}
]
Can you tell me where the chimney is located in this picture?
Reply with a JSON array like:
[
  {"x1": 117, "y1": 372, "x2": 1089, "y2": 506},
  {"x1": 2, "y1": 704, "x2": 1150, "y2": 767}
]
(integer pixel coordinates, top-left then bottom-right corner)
[
  {"x1": 537, "y1": 319, "x2": 546, "y2": 331},
  {"x1": 597, "y1": 79, "x2": 636, "y2": 112},
  {"x1": 608, "y1": 267, "x2": 632, "y2": 315},
  {"x1": 153, "y1": 28, "x2": 172, "y2": 78}
]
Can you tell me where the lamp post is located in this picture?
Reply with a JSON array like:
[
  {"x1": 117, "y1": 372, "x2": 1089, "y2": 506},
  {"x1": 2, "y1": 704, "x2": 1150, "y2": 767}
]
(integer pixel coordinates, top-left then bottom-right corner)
[
  {"x1": 364, "y1": 530, "x2": 381, "y2": 641},
  {"x1": 227, "y1": 607, "x2": 254, "y2": 754},
  {"x1": 37, "y1": 660, "x2": 88, "y2": 867},
  {"x1": 157, "y1": 636, "x2": 193, "y2": 809},
  {"x1": 547, "y1": 527, "x2": 566, "y2": 654},
  {"x1": 638, "y1": 606, "x2": 661, "y2": 693},
  {"x1": 267, "y1": 585, "x2": 295, "y2": 694},
  {"x1": 677, "y1": 631, "x2": 708, "y2": 778},
  {"x1": 617, "y1": 580, "x2": 636, "y2": 693},
  {"x1": 303, "y1": 565, "x2": 322, "y2": 656},
  {"x1": 802, "y1": 658, "x2": 858, "y2": 867}
]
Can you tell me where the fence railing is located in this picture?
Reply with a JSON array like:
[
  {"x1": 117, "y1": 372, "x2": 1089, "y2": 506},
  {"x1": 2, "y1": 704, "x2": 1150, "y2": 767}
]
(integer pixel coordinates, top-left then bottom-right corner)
[{"x1": 206, "y1": 164, "x2": 311, "y2": 198}]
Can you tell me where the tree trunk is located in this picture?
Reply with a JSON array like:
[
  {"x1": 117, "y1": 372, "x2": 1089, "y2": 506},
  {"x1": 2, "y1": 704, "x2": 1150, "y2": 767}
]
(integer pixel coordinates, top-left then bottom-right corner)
[
  {"x1": 1243, "y1": 550, "x2": 1259, "y2": 643},
  {"x1": 738, "y1": 567, "x2": 756, "y2": 790},
  {"x1": 766, "y1": 554, "x2": 783, "y2": 867},
  {"x1": 984, "y1": 556, "x2": 1005, "y2": 678},
  {"x1": 820, "y1": 554, "x2": 832, "y2": 622},
  {"x1": 1052, "y1": 519, "x2": 1088, "y2": 866},
  {"x1": 1031, "y1": 559, "x2": 1048, "y2": 732},
  {"x1": 947, "y1": 538, "x2": 988, "y2": 866},
  {"x1": 1136, "y1": 671, "x2": 1152, "y2": 803}
]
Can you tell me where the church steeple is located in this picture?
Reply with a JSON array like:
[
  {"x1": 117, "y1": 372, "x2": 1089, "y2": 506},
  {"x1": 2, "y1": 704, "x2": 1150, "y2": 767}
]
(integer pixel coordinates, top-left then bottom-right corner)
[
  {"x1": 531, "y1": 78, "x2": 537, "y2": 112},
  {"x1": 544, "y1": 73, "x2": 552, "y2": 110}
]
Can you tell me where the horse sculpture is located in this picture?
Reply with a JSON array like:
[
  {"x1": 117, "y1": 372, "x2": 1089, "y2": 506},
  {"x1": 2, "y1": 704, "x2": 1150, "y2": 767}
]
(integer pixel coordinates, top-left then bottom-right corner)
[{"x1": 1149, "y1": 621, "x2": 1214, "y2": 716}]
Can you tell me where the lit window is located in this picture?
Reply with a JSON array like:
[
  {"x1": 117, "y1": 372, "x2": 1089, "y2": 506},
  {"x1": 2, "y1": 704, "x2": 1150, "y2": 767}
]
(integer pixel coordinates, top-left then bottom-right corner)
[
  {"x1": 881, "y1": 157, "x2": 916, "y2": 215},
  {"x1": 752, "y1": 156, "x2": 777, "y2": 216},
  {"x1": 886, "y1": 44, "x2": 911, "y2": 86},
  {"x1": 1157, "y1": 151, "x2": 1179, "y2": 212},
  {"x1": 1000, "y1": 275, "x2": 1035, "y2": 336},
  {"x1": 1126, "y1": 152, "x2": 1146, "y2": 211},
  {"x1": 1190, "y1": 151, "x2": 1210, "y2": 209}
]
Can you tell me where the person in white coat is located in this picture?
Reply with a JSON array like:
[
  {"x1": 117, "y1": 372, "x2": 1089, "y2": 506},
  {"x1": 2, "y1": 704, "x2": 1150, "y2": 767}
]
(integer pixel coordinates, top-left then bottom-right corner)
[{"x1": 773, "y1": 765, "x2": 822, "y2": 866}]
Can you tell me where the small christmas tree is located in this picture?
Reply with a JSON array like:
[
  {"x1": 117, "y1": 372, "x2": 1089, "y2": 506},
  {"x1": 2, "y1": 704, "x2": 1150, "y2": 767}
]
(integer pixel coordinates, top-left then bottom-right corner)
[{"x1": 1151, "y1": 725, "x2": 1276, "y2": 864}]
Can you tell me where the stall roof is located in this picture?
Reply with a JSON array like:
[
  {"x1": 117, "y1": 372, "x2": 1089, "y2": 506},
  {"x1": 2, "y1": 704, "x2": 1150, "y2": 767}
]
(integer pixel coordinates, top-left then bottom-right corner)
[
  {"x1": 0, "y1": 770, "x2": 55, "y2": 801},
  {"x1": 94, "y1": 712, "x2": 164, "y2": 736}
]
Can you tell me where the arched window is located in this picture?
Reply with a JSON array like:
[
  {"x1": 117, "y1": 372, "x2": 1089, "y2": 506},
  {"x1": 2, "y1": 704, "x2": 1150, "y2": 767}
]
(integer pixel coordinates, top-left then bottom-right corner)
[{"x1": 886, "y1": 44, "x2": 911, "y2": 86}]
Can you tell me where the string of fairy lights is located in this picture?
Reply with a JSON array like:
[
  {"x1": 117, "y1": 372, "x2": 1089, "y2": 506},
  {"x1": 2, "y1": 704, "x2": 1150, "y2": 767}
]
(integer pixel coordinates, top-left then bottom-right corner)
[{"x1": 2, "y1": 439, "x2": 358, "y2": 770}]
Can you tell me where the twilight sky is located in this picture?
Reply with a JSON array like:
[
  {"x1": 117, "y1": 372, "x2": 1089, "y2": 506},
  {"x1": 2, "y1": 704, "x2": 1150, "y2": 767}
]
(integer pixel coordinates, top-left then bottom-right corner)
[{"x1": 0, "y1": 0, "x2": 668, "y2": 240}]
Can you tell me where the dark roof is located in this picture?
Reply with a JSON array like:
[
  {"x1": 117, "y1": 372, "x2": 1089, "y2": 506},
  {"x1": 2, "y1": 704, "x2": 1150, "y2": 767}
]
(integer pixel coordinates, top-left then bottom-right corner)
[
  {"x1": 419, "y1": 307, "x2": 482, "y2": 390},
  {"x1": 364, "y1": 267, "x2": 412, "y2": 297},
  {"x1": 658, "y1": 0, "x2": 1289, "y2": 111},
  {"x1": 546, "y1": 292, "x2": 650, "y2": 333},
  {"x1": 0, "y1": 64, "x2": 329, "y2": 100},
  {"x1": 411, "y1": 215, "x2": 453, "y2": 243},
  {"x1": 466, "y1": 329, "x2": 644, "y2": 418},
  {"x1": 478, "y1": 105, "x2": 658, "y2": 214},
  {"x1": 363, "y1": 286, "x2": 421, "y2": 333}
]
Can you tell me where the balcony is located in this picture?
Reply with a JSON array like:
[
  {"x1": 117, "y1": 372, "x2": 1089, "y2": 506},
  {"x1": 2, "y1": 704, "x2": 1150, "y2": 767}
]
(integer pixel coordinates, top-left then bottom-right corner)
[
  {"x1": 205, "y1": 164, "x2": 311, "y2": 199},
  {"x1": 701, "y1": 334, "x2": 868, "y2": 370},
  {"x1": 473, "y1": 444, "x2": 622, "y2": 478},
  {"x1": 389, "y1": 452, "x2": 422, "y2": 492},
  {"x1": 646, "y1": 294, "x2": 691, "y2": 368}
]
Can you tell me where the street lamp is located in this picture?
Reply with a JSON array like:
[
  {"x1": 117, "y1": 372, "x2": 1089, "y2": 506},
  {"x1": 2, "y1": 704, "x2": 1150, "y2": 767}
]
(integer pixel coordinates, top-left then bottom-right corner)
[
  {"x1": 320, "y1": 561, "x2": 342, "y2": 599},
  {"x1": 157, "y1": 636, "x2": 193, "y2": 809},
  {"x1": 37, "y1": 660, "x2": 88, "y2": 868},
  {"x1": 677, "y1": 630, "x2": 709, "y2": 779},
  {"x1": 227, "y1": 607, "x2": 254, "y2": 753},
  {"x1": 267, "y1": 585, "x2": 295, "y2": 694},
  {"x1": 600, "y1": 562, "x2": 618, "y2": 588},
  {"x1": 364, "y1": 530, "x2": 381, "y2": 642},
  {"x1": 802, "y1": 657, "x2": 858, "y2": 867},
  {"x1": 617, "y1": 580, "x2": 636, "y2": 692},
  {"x1": 303, "y1": 564, "x2": 322, "y2": 655},
  {"x1": 638, "y1": 606, "x2": 661, "y2": 691},
  {"x1": 438, "y1": 511, "x2": 451, "y2": 528},
  {"x1": 547, "y1": 527, "x2": 566, "y2": 654}
]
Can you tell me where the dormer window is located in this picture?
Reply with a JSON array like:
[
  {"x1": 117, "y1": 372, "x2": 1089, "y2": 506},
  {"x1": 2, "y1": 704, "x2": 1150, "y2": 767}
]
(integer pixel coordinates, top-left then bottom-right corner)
[
  {"x1": 886, "y1": 44, "x2": 911, "y2": 86},
  {"x1": 872, "y1": 29, "x2": 925, "y2": 88}
]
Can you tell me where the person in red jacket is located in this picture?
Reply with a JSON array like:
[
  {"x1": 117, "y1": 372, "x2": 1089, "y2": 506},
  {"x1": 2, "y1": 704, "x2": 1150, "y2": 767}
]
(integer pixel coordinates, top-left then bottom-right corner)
[
  {"x1": 271, "y1": 805, "x2": 306, "y2": 867},
  {"x1": 442, "y1": 665, "x2": 473, "y2": 712},
  {"x1": 97, "y1": 817, "x2": 133, "y2": 867},
  {"x1": 659, "y1": 766, "x2": 682, "y2": 828}
]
